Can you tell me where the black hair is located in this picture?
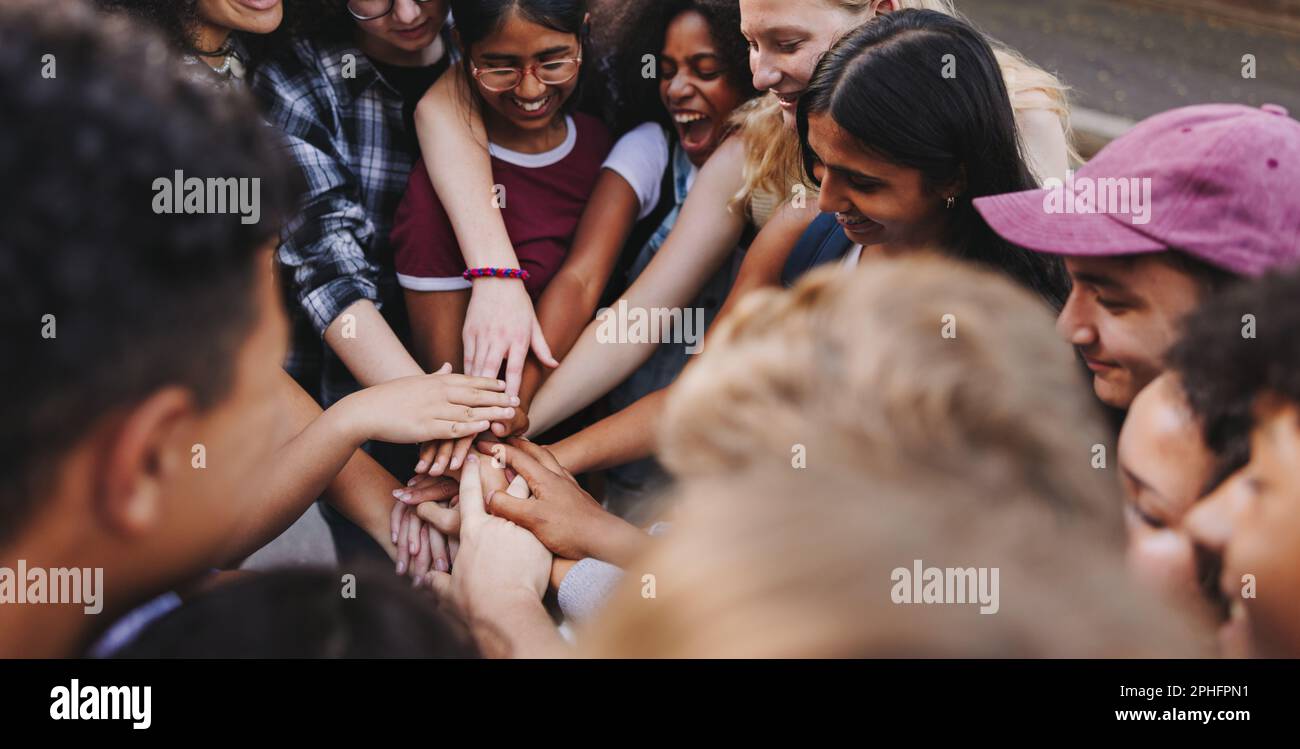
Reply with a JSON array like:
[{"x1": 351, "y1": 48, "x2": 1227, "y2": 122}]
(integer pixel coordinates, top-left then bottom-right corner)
[
  {"x1": 94, "y1": 0, "x2": 203, "y2": 51},
  {"x1": 1164, "y1": 251, "x2": 1242, "y2": 295},
  {"x1": 115, "y1": 566, "x2": 480, "y2": 658},
  {"x1": 448, "y1": 0, "x2": 601, "y2": 117},
  {"x1": 596, "y1": 0, "x2": 757, "y2": 135},
  {"x1": 276, "y1": 0, "x2": 362, "y2": 43},
  {"x1": 0, "y1": 0, "x2": 298, "y2": 543},
  {"x1": 796, "y1": 9, "x2": 1069, "y2": 308},
  {"x1": 1165, "y1": 268, "x2": 1300, "y2": 490},
  {"x1": 95, "y1": 0, "x2": 277, "y2": 74}
]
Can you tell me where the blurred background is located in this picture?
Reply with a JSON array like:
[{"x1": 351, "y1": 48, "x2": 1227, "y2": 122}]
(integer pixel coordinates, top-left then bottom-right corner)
[{"x1": 962, "y1": 0, "x2": 1300, "y2": 154}]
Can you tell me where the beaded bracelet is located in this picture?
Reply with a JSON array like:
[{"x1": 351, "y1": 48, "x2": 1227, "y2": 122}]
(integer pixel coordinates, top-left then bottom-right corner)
[{"x1": 462, "y1": 267, "x2": 530, "y2": 282}]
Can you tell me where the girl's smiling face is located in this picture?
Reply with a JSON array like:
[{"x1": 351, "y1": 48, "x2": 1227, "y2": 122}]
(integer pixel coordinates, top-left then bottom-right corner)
[
  {"x1": 740, "y1": 0, "x2": 877, "y2": 128},
  {"x1": 808, "y1": 112, "x2": 953, "y2": 251},
  {"x1": 468, "y1": 10, "x2": 582, "y2": 137},
  {"x1": 198, "y1": 0, "x2": 283, "y2": 36},
  {"x1": 658, "y1": 10, "x2": 748, "y2": 167}
]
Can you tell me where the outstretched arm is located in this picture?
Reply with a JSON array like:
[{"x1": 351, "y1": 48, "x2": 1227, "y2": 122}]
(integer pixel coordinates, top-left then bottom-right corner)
[
  {"x1": 547, "y1": 199, "x2": 820, "y2": 474},
  {"x1": 494, "y1": 169, "x2": 642, "y2": 437},
  {"x1": 413, "y1": 69, "x2": 557, "y2": 395},
  {"x1": 524, "y1": 136, "x2": 750, "y2": 436},
  {"x1": 217, "y1": 370, "x2": 509, "y2": 568}
]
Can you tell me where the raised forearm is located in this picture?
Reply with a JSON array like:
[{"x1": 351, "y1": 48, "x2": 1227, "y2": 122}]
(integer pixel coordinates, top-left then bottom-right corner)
[
  {"x1": 324, "y1": 298, "x2": 425, "y2": 386},
  {"x1": 549, "y1": 390, "x2": 666, "y2": 474},
  {"x1": 469, "y1": 595, "x2": 570, "y2": 659},
  {"x1": 520, "y1": 272, "x2": 606, "y2": 408},
  {"x1": 220, "y1": 389, "x2": 365, "y2": 565},
  {"x1": 414, "y1": 75, "x2": 518, "y2": 268}
]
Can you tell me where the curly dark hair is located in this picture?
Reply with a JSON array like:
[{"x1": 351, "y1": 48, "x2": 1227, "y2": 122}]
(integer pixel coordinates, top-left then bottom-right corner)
[
  {"x1": 595, "y1": 0, "x2": 757, "y2": 135},
  {"x1": 1166, "y1": 268, "x2": 1300, "y2": 490},
  {"x1": 0, "y1": 0, "x2": 298, "y2": 542},
  {"x1": 95, "y1": 0, "x2": 204, "y2": 51}
]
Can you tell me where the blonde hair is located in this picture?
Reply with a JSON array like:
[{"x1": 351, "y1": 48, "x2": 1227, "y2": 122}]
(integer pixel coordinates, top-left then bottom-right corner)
[
  {"x1": 581, "y1": 467, "x2": 1207, "y2": 658},
  {"x1": 659, "y1": 254, "x2": 1122, "y2": 533},
  {"x1": 730, "y1": 0, "x2": 1075, "y2": 216}
]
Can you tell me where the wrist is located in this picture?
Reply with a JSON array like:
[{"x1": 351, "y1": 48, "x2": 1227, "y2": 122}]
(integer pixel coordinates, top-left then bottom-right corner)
[
  {"x1": 471, "y1": 275, "x2": 529, "y2": 296},
  {"x1": 468, "y1": 593, "x2": 563, "y2": 659},
  {"x1": 325, "y1": 391, "x2": 371, "y2": 448},
  {"x1": 586, "y1": 512, "x2": 647, "y2": 567},
  {"x1": 548, "y1": 437, "x2": 588, "y2": 474},
  {"x1": 468, "y1": 586, "x2": 545, "y2": 628}
]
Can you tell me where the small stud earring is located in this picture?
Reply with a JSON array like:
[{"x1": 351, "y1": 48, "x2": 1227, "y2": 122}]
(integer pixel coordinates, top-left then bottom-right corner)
[{"x1": 946, "y1": 196, "x2": 956, "y2": 209}]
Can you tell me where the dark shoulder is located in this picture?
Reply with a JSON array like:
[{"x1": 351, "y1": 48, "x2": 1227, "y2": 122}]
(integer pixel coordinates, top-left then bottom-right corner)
[{"x1": 254, "y1": 36, "x2": 351, "y2": 90}]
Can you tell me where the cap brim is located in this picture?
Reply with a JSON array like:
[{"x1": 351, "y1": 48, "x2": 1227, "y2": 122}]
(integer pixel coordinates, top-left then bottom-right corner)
[{"x1": 973, "y1": 188, "x2": 1167, "y2": 257}]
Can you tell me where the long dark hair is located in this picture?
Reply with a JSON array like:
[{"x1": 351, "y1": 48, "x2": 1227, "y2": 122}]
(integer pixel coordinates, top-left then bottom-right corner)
[
  {"x1": 796, "y1": 9, "x2": 1068, "y2": 308},
  {"x1": 596, "y1": 0, "x2": 757, "y2": 136},
  {"x1": 449, "y1": 0, "x2": 601, "y2": 117},
  {"x1": 95, "y1": 0, "x2": 276, "y2": 73}
]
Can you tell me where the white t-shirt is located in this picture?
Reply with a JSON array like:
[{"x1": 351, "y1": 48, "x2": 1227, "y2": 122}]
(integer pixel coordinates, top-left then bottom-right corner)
[
  {"x1": 842, "y1": 244, "x2": 864, "y2": 268},
  {"x1": 601, "y1": 122, "x2": 698, "y2": 221}
]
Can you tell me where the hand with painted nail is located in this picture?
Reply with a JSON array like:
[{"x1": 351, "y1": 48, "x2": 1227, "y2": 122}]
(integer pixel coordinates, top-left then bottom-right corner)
[
  {"x1": 392, "y1": 474, "x2": 459, "y2": 506},
  {"x1": 336, "y1": 363, "x2": 518, "y2": 448},
  {"x1": 390, "y1": 501, "x2": 450, "y2": 583}
]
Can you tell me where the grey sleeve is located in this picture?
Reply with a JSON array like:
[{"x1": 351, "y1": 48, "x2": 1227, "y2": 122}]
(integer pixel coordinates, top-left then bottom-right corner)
[{"x1": 556, "y1": 557, "x2": 625, "y2": 624}]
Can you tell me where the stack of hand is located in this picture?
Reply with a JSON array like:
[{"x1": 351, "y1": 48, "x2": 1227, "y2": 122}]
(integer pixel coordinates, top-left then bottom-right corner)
[{"x1": 390, "y1": 438, "x2": 650, "y2": 656}]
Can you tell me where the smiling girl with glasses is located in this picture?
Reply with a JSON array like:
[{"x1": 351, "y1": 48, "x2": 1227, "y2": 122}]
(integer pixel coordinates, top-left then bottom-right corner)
[{"x1": 391, "y1": 0, "x2": 614, "y2": 425}]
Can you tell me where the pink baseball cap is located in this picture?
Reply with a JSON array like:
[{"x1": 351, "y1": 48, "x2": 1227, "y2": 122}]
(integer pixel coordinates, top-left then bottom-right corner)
[{"x1": 974, "y1": 103, "x2": 1300, "y2": 278}]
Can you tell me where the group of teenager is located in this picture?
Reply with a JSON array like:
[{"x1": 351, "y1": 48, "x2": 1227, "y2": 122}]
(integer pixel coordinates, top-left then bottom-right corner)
[{"x1": 1, "y1": 0, "x2": 1298, "y2": 659}]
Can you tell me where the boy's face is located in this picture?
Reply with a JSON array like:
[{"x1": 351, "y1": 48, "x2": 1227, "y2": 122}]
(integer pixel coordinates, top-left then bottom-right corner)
[
  {"x1": 143, "y1": 247, "x2": 289, "y2": 585},
  {"x1": 1186, "y1": 396, "x2": 1300, "y2": 657},
  {"x1": 354, "y1": 0, "x2": 448, "y2": 54},
  {"x1": 1118, "y1": 373, "x2": 1219, "y2": 625},
  {"x1": 1056, "y1": 255, "x2": 1205, "y2": 409}
]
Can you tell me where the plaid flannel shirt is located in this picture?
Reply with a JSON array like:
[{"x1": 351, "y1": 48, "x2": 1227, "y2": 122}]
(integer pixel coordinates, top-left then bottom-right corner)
[{"x1": 252, "y1": 35, "x2": 452, "y2": 406}]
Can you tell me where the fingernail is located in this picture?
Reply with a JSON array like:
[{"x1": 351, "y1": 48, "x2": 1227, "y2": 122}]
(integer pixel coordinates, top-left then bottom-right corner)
[
  {"x1": 391, "y1": 532, "x2": 398, "y2": 543},
  {"x1": 407, "y1": 477, "x2": 418, "y2": 486},
  {"x1": 411, "y1": 576, "x2": 422, "y2": 589},
  {"x1": 510, "y1": 396, "x2": 520, "y2": 406},
  {"x1": 396, "y1": 560, "x2": 407, "y2": 574},
  {"x1": 392, "y1": 489, "x2": 403, "y2": 498},
  {"x1": 398, "y1": 492, "x2": 412, "y2": 502},
  {"x1": 435, "y1": 558, "x2": 448, "y2": 572},
  {"x1": 467, "y1": 454, "x2": 478, "y2": 464}
]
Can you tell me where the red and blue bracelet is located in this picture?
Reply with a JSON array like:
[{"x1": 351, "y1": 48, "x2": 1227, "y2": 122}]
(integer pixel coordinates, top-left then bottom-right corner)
[{"x1": 462, "y1": 267, "x2": 530, "y2": 282}]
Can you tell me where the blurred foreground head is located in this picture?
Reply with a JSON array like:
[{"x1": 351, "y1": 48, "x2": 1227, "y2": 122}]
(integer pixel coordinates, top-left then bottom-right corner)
[
  {"x1": 661, "y1": 254, "x2": 1122, "y2": 533},
  {"x1": 117, "y1": 567, "x2": 478, "y2": 658},
  {"x1": 582, "y1": 467, "x2": 1207, "y2": 658}
]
